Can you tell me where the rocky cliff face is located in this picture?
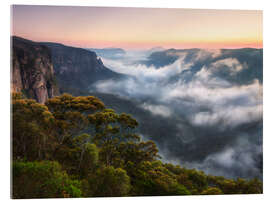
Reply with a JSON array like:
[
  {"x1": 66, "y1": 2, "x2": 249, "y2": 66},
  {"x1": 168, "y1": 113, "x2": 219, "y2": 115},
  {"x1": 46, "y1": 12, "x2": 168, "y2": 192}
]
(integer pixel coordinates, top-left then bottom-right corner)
[
  {"x1": 41, "y1": 42, "x2": 124, "y2": 93},
  {"x1": 12, "y1": 36, "x2": 59, "y2": 103}
]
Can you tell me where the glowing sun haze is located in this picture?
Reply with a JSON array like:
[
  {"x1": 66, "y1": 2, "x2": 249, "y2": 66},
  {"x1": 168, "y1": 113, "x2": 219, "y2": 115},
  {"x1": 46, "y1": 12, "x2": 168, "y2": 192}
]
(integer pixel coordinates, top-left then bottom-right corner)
[{"x1": 12, "y1": 5, "x2": 263, "y2": 50}]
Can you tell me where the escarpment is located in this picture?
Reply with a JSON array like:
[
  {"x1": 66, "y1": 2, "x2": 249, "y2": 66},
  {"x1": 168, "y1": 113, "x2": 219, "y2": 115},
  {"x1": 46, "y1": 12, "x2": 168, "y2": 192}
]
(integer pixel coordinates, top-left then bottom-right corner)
[{"x1": 12, "y1": 36, "x2": 59, "y2": 103}]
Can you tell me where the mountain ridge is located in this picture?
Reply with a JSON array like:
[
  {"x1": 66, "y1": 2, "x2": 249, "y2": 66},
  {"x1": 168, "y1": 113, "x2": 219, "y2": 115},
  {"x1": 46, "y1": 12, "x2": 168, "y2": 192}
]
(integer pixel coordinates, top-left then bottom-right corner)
[{"x1": 41, "y1": 41, "x2": 125, "y2": 93}]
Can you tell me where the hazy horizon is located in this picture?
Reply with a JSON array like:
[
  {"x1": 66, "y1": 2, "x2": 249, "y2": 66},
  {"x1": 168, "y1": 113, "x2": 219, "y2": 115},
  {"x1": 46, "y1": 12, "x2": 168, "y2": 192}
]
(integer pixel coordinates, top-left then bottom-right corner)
[
  {"x1": 12, "y1": 35, "x2": 263, "y2": 52},
  {"x1": 12, "y1": 5, "x2": 262, "y2": 50}
]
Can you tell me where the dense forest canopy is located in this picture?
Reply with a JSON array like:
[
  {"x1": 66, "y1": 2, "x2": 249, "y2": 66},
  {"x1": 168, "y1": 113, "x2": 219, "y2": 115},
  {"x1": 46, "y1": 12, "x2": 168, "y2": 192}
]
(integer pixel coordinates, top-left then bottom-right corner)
[{"x1": 12, "y1": 92, "x2": 262, "y2": 198}]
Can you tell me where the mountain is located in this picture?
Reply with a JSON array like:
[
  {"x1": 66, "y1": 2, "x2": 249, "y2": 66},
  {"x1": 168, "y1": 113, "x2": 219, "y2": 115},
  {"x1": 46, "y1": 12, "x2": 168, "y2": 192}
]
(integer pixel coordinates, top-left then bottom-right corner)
[
  {"x1": 146, "y1": 46, "x2": 165, "y2": 55},
  {"x1": 141, "y1": 48, "x2": 263, "y2": 85},
  {"x1": 12, "y1": 36, "x2": 126, "y2": 102},
  {"x1": 41, "y1": 43, "x2": 125, "y2": 93},
  {"x1": 140, "y1": 48, "x2": 198, "y2": 68},
  {"x1": 86, "y1": 48, "x2": 126, "y2": 59},
  {"x1": 12, "y1": 36, "x2": 59, "y2": 104}
]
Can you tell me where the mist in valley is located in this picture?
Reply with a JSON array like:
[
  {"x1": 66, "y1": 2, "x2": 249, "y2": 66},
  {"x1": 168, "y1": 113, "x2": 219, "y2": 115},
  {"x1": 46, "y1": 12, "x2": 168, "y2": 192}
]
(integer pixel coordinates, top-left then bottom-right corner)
[{"x1": 90, "y1": 48, "x2": 263, "y2": 180}]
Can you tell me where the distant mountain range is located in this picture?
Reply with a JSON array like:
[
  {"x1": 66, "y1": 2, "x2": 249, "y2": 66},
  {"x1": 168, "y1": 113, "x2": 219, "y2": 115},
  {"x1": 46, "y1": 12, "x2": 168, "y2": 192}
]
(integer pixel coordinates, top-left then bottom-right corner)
[
  {"x1": 145, "y1": 46, "x2": 165, "y2": 55},
  {"x1": 86, "y1": 48, "x2": 126, "y2": 59},
  {"x1": 86, "y1": 47, "x2": 166, "y2": 60},
  {"x1": 141, "y1": 48, "x2": 263, "y2": 85}
]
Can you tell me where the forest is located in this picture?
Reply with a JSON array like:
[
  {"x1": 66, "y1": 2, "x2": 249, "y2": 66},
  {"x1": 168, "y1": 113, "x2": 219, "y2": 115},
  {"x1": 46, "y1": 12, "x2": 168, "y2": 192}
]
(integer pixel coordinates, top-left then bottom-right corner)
[{"x1": 12, "y1": 92, "x2": 262, "y2": 198}]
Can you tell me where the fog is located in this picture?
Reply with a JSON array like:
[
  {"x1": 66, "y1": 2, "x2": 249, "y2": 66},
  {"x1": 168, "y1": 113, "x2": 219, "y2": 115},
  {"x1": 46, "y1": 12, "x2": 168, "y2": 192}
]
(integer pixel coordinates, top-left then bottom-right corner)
[{"x1": 92, "y1": 49, "x2": 263, "y2": 179}]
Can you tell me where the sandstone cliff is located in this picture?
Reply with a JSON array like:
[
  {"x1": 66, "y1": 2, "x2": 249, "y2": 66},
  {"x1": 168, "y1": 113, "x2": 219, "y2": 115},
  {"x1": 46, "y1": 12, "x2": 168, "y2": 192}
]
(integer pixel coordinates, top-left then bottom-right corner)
[
  {"x1": 12, "y1": 36, "x2": 59, "y2": 103},
  {"x1": 41, "y1": 42, "x2": 124, "y2": 93}
]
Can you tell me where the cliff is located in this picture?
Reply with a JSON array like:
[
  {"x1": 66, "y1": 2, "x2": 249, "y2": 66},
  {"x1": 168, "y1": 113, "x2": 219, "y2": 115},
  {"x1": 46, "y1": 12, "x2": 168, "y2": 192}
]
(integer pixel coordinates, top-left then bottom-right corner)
[
  {"x1": 12, "y1": 36, "x2": 59, "y2": 103},
  {"x1": 41, "y1": 42, "x2": 124, "y2": 93}
]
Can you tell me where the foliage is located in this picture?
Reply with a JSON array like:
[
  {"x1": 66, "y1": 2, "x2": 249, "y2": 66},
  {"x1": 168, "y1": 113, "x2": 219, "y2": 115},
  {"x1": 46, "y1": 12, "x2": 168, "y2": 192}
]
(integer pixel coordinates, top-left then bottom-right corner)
[
  {"x1": 12, "y1": 93, "x2": 263, "y2": 198},
  {"x1": 127, "y1": 161, "x2": 190, "y2": 196},
  {"x1": 88, "y1": 109, "x2": 160, "y2": 167},
  {"x1": 12, "y1": 161, "x2": 82, "y2": 198},
  {"x1": 45, "y1": 93, "x2": 105, "y2": 145},
  {"x1": 201, "y1": 187, "x2": 223, "y2": 195},
  {"x1": 12, "y1": 92, "x2": 55, "y2": 160},
  {"x1": 86, "y1": 166, "x2": 131, "y2": 197}
]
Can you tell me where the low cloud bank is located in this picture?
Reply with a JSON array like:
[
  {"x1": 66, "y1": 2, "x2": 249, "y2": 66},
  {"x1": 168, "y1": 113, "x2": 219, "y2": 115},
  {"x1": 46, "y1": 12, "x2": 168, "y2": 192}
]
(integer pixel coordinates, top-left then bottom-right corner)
[{"x1": 92, "y1": 49, "x2": 263, "y2": 179}]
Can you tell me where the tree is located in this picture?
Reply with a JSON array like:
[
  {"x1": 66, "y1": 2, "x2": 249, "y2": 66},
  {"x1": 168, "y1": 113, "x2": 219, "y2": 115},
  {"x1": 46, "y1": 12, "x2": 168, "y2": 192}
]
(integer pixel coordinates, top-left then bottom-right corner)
[
  {"x1": 201, "y1": 187, "x2": 223, "y2": 195},
  {"x1": 234, "y1": 178, "x2": 263, "y2": 194},
  {"x1": 45, "y1": 93, "x2": 105, "y2": 146},
  {"x1": 164, "y1": 164, "x2": 208, "y2": 195},
  {"x1": 217, "y1": 179, "x2": 236, "y2": 194},
  {"x1": 118, "y1": 140, "x2": 160, "y2": 166},
  {"x1": 128, "y1": 161, "x2": 190, "y2": 196},
  {"x1": 13, "y1": 161, "x2": 82, "y2": 198},
  {"x1": 12, "y1": 93, "x2": 55, "y2": 160},
  {"x1": 72, "y1": 133, "x2": 99, "y2": 178},
  {"x1": 12, "y1": 93, "x2": 263, "y2": 198},
  {"x1": 186, "y1": 169, "x2": 208, "y2": 193},
  {"x1": 87, "y1": 166, "x2": 131, "y2": 197},
  {"x1": 206, "y1": 175, "x2": 262, "y2": 194},
  {"x1": 44, "y1": 94, "x2": 104, "y2": 167},
  {"x1": 89, "y1": 109, "x2": 140, "y2": 166},
  {"x1": 245, "y1": 178, "x2": 263, "y2": 194}
]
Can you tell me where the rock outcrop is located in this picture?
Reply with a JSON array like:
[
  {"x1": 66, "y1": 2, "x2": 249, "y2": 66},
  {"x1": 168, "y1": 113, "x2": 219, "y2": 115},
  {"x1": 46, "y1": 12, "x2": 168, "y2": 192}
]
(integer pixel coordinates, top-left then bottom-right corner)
[
  {"x1": 12, "y1": 36, "x2": 59, "y2": 103},
  {"x1": 41, "y1": 42, "x2": 124, "y2": 93}
]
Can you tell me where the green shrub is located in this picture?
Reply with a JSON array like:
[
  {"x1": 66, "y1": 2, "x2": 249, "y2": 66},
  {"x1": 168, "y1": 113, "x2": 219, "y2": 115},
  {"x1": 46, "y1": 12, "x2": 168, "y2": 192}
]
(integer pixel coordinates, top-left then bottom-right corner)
[{"x1": 12, "y1": 161, "x2": 82, "y2": 198}]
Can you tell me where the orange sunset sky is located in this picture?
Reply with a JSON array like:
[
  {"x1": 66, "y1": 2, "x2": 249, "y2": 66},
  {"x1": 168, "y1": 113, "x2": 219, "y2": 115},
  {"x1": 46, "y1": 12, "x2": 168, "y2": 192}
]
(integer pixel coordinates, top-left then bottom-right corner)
[{"x1": 11, "y1": 5, "x2": 263, "y2": 50}]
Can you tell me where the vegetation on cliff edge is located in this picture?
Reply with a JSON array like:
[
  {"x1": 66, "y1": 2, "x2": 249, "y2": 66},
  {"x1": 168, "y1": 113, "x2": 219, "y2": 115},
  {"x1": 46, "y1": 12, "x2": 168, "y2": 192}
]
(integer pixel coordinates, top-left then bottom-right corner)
[{"x1": 12, "y1": 92, "x2": 262, "y2": 198}]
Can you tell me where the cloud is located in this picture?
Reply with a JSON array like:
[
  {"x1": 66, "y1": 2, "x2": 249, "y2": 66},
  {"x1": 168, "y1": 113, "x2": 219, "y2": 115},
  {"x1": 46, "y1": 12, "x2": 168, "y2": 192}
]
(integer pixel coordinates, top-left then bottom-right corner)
[
  {"x1": 167, "y1": 49, "x2": 222, "y2": 62},
  {"x1": 94, "y1": 55, "x2": 192, "y2": 99},
  {"x1": 210, "y1": 58, "x2": 247, "y2": 76},
  {"x1": 141, "y1": 103, "x2": 172, "y2": 117},
  {"x1": 163, "y1": 134, "x2": 262, "y2": 179},
  {"x1": 197, "y1": 137, "x2": 262, "y2": 178},
  {"x1": 191, "y1": 103, "x2": 262, "y2": 128},
  {"x1": 91, "y1": 49, "x2": 262, "y2": 179},
  {"x1": 101, "y1": 54, "x2": 190, "y2": 80},
  {"x1": 194, "y1": 49, "x2": 222, "y2": 61}
]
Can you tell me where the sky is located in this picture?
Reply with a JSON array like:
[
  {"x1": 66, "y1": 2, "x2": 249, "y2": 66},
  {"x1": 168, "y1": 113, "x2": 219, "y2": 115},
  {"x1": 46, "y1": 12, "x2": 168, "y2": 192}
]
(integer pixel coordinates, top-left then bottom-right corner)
[{"x1": 11, "y1": 5, "x2": 263, "y2": 49}]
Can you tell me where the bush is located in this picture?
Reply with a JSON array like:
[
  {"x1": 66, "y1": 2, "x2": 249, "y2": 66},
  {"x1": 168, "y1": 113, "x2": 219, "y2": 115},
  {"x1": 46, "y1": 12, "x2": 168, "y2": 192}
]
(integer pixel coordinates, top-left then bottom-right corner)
[
  {"x1": 201, "y1": 187, "x2": 223, "y2": 195},
  {"x1": 12, "y1": 161, "x2": 82, "y2": 198},
  {"x1": 87, "y1": 166, "x2": 130, "y2": 197},
  {"x1": 130, "y1": 161, "x2": 191, "y2": 196}
]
